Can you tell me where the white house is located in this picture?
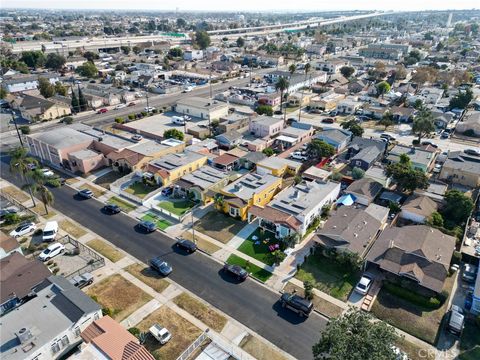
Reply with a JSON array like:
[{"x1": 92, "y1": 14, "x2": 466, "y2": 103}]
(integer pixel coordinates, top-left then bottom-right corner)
[
  {"x1": 184, "y1": 50, "x2": 204, "y2": 61},
  {"x1": 2, "y1": 74, "x2": 59, "y2": 93},
  {"x1": 400, "y1": 195, "x2": 438, "y2": 224}
]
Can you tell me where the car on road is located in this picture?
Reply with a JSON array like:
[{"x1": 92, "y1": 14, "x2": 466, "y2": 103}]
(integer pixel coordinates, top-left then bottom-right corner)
[
  {"x1": 280, "y1": 292, "x2": 313, "y2": 318},
  {"x1": 149, "y1": 324, "x2": 172, "y2": 344},
  {"x1": 69, "y1": 272, "x2": 94, "y2": 288},
  {"x1": 176, "y1": 239, "x2": 197, "y2": 253},
  {"x1": 103, "y1": 204, "x2": 121, "y2": 215},
  {"x1": 461, "y1": 263, "x2": 478, "y2": 283},
  {"x1": 150, "y1": 257, "x2": 173, "y2": 276},
  {"x1": 464, "y1": 148, "x2": 480, "y2": 156},
  {"x1": 421, "y1": 141, "x2": 438, "y2": 148},
  {"x1": 131, "y1": 134, "x2": 143, "y2": 142},
  {"x1": 38, "y1": 242, "x2": 65, "y2": 261},
  {"x1": 127, "y1": 102, "x2": 136, "y2": 107},
  {"x1": 138, "y1": 220, "x2": 157, "y2": 233},
  {"x1": 114, "y1": 103, "x2": 127, "y2": 110},
  {"x1": 97, "y1": 108, "x2": 108, "y2": 114},
  {"x1": 161, "y1": 186, "x2": 173, "y2": 197},
  {"x1": 321, "y1": 118, "x2": 335, "y2": 124},
  {"x1": 77, "y1": 189, "x2": 94, "y2": 199},
  {"x1": 222, "y1": 263, "x2": 248, "y2": 281},
  {"x1": 9, "y1": 221, "x2": 36, "y2": 238},
  {"x1": 354, "y1": 274, "x2": 373, "y2": 295},
  {"x1": 447, "y1": 305, "x2": 464, "y2": 335},
  {"x1": 433, "y1": 164, "x2": 442, "y2": 173},
  {"x1": 144, "y1": 106, "x2": 156, "y2": 112},
  {"x1": 40, "y1": 168, "x2": 55, "y2": 177}
]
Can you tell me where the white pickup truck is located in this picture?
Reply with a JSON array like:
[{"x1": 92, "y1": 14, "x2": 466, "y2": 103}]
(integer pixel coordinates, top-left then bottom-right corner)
[{"x1": 149, "y1": 324, "x2": 171, "y2": 345}]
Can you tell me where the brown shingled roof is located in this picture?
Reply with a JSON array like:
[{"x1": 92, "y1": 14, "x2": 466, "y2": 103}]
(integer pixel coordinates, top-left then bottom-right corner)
[{"x1": 0, "y1": 231, "x2": 20, "y2": 253}]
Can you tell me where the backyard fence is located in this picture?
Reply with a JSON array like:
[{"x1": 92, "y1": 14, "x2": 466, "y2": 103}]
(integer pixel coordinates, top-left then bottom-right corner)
[{"x1": 58, "y1": 235, "x2": 105, "y2": 279}]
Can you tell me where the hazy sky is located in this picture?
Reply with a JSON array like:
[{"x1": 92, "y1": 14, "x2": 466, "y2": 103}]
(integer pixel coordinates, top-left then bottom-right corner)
[{"x1": 7, "y1": 0, "x2": 480, "y2": 11}]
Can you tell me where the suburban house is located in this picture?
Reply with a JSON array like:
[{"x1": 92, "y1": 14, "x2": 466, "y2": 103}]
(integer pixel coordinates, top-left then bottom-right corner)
[
  {"x1": 316, "y1": 59, "x2": 348, "y2": 74},
  {"x1": 364, "y1": 166, "x2": 392, "y2": 187},
  {"x1": 302, "y1": 166, "x2": 331, "y2": 182},
  {"x1": 274, "y1": 125, "x2": 314, "y2": 149},
  {"x1": 366, "y1": 225, "x2": 456, "y2": 294},
  {"x1": 173, "y1": 165, "x2": 231, "y2": 204},
  {"x1": 431, "y1": 110, "x2": 455, "y2": 129},
  {"x1": 183, "y1": 49, "x2": 204, "y2": 61},
  {"x1": 217, "y1": 173, "x2": 282, "y2": 221},
  {"x1": 257, "y1": 92, "x2": 282, "y2": 107},
  {"x1": 211, "y1": 153, "x2": 241, "y2": 172},
  {"x1": 0, "y1": 231, "x2": 23, "y2": 259},
  {"x1": 0, "y1": 252, "x2": 51, "y2": 315},
  {"x1": 249, "y1": 180, "x2": 341, "y2": 238},
  {"x1": 359, "y1": 43, "x2": 410, "y2": 60},
  {"x1": 438, "y1": 150, "x2": 480, "y2": 188},
  {"x1": 249, "y1": 116, "x2": 284, "y2": 138},
  {"x1": 336, "y1": 98, "x2": 362, "y2": 115},
  {"x1": 313, "y1": 205, "x2": 386, "y2": 258},
  {"x1": 242, "y1": 151, "x2": 267, "y2": 170},
  {"x1": 215, "y1": 130, "x2": 243, "y2": 149},
  {"x1": 143, "y1": 152, "x2": 208, "y2": 187},
  {"x1": 387, "y1": 145, "x2": 436, "y2": 172},
  {"x1": 175, "y1": 97, "x2": 229, "y2": 120},
  {"x1": 417, "y1": 87, "x2": 444, "y2": 105},
  {"x1": 1, "y1": 73, "x2": 59, "y2": 93},
  {"x1": 217, "y1": 113, "x2": 251, "y2": 134},
  {"x1": 389, "y1": 106, "x2": 416, "y2": 122},
  {"x1": 456, "y1": 111, "x2": 480, "y2": 136},
  {"x1": 347, "y1": 138, "x2": 387, "y2": 171},
  {"x1": 315, "y1": 128, "x2": 352, "y2": 152},
  {"x1": 256, "y1": 156, "x2": 302, "y2": 177},
  {"x1": 265, "y1": 70, "x2": 327, "y2": 93},
  {"x1": 345, "y1": 178, "x2": 384, "y2": 206},
  {"x1": 1, "y1": 275, "x2": 102, "y2": 360},
  {"x1": 400, "y1": 195, "x2": 438, "y2": 224},
  {"x1": 11, "y1": 94, "x2": 72, "y2": 122},
  {"x1": 77, "y1": 315, "x2": 155, "y2": 360},
  {"x1": 309, "y1": 92, "x2": 345, "y2": 112}
]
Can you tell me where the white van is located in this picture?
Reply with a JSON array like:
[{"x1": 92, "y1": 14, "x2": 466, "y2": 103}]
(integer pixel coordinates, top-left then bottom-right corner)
[
  {"x1": 42, "y1": 221, "x2": 58, "y2": 242},
  {"x1": 171, "y1": 116, "x2": 186, "y2": 125}
]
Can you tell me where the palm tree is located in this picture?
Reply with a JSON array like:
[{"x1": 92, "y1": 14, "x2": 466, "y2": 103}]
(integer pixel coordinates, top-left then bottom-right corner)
[
  {"x1": 27, "y1": 170, "x2": 54, "y2": 215},
  {"x1": 275, "y1": 77, "x2": 289, "y2": 124},
  {"x1": 298, "y1": 62, "x2": 311, "y2": 122},
  {"x1": 9, "y1": 146, "x2": 37, "y2": 206}
]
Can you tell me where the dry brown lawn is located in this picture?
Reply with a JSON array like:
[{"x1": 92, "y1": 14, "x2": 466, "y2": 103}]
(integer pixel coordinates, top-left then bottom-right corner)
[
  {"x1": 81, "y1": 183, "x2": 106, "y2": 198},
  {"x1": 181, "y1": 231, "x2": 221, "y2": 255},
  {"x1": 284, "y1": 282, "x2": 344, "y2": 319},
  {"x1": 59, "y1": 219, "x2": 87, "y2": 239},
  {"x1": 395, "y1": 337, "x2": 435, "y2": 360},
  {"x1": 194, "y1": 211, "x2": 245, "y2": 244},
  {"x1": 87, "y1": 239, "x2": 125, "y2": 262},
  {"x1": 125, "y1": 263, "x2": 170, "y2": 293},
  {"x1": 30, "y1": 203, "x2": 56, "y2": 219},
  {"x1": 138, "y1": 306, "x2": 202, "y2": 360},
  {"x1": 87, "y1": 274, "x2": 152, "y2": 321},
  {"x1": 240, "y1": 334, "x2": 289, "y2": 360},
  {"x1": 1, "y1": 186, "x2": 29, "y2": 203},
  {"x1": 65, "y1": 177, "x2": 80, "y2": 185},
  {"x1": 173, "y1": 293, "x2": 227, "y2": 332}
]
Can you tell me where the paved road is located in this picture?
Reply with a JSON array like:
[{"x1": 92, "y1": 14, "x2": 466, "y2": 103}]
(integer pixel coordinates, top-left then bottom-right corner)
[{"x1": 0, "y1": 158, "x2": 326, "y2": 359}]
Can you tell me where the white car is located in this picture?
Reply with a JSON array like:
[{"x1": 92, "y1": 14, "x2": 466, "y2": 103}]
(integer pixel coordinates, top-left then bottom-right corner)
[
  {"x1": 114, "y1": 103, "x2": 127, "y2": 109},
  {"x1": 144, "y1": 106, "x2": 156, "y2": 112},
  {"x1": 40, "y1": 168, "x2": 55, "y2": 177},
  {"x1": 10, "y1": 222, "x2": 36, "y2": 237},
  {"x1": 149, "y1": 324, "x2": 172, "y2": 344},
  {"x1": 38, "y1": 242, "x2": 65, "y2": 262},
  {"x1": 433, "y1": 164, "x2": 442, "y2": 173},
  {"x1": 354, "y1": 274, "x2": 373, "y2": 295},
  {"x1": 290, "y1": 152, "x2": 308, "y2": 161}
]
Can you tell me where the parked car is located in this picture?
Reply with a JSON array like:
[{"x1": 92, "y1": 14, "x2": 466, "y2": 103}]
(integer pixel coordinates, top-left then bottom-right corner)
[
  {"x1": 150, "y1": 257, "x2": 173, "y2": 276},
  {"x1": 461, "y1": 263, "x2": 478, "y2": 283},
  {"x1": 433, "y1": 164, "x2": 442, "y2": 173},
  {"x1": 222, "y1": 264, "x2": 248, "y2": 281},
  {"x1": 42, "y1": 221, "x2": 58, "y2": 242},
  {"x1": 321, "y1": 118, "x2": 335, "y2": 124},
  {"x1": 127, "y1": 102, "x2": 136, "y2": 107},
  {"x1": 38, "y1": 242, "x2": 65, "y2": 261},
  {"x1": 40, "y1": 168, "x2": 55, "y2": 177},
  {"x1": 290, "y1": 152, "x2": 308, "y2": 161},
  {"x1": 103, "y1": 204, "x2": 121, "y2": 215},
  {"x1": 69, "y1": 272, "x2": 94, "y2": 288},
  {"x1": 447, "y1": 305, "x2": 465, "y2": 335},
  {"x1": 77, "y1": 189, "x2": 94, "y2": 199},
  {"x1": 144, "y1": 106, "x2": 156, "y2": 112},
  {"x1": 354, "y1": 274, "x2": 373, "y2": 295},
  {"x1": 280, "y1": 292, "x2": 313, "y2": 317},
  {"x1": 440, "y1": 131, "x2": 450, "y2": 139},
  {"x1": 114, "y1": 103, "x2": 127, "y2": 109},
  {"x1": 176, "y1": 239, "x2": 197, "y2": 253},
  {"x1": 97, "y1": 108, "x2": 108, "y2": 114},
  {"x1": 161, "y1": 187, "x2": 173, "y2": 197},
  {"x1": 421, "y1": 141, "x2": 438, "y2": 148},
  {"x1": 380, "y1": 133, "x2": 396, "y2": 141},
  {"x1": 465, "y1": 148, "x2": 480, "y2": 156},
  {"x1": 149, "y1": 324, "x2": 172, "y2": 345},
  {"x1": 138, "y1": 220, "x2": 157, "y2": 233},
  {"x1": 131, "y1": 134, "x2": 143, "y2": 142},
  {"x1": 9, "y1": 221, "x2": 36, "y2": 238}
]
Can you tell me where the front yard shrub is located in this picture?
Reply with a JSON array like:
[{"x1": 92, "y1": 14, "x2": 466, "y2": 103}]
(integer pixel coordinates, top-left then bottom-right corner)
[
  {"x1": 115, "y1": 117, "x2": 125, "y2": 124},
  {"x1": 383, "y1": 282, "x2": 444, "y2": 309},
  {"x1": 128, "y1": 114, "x2": 135, "y2": 120}
]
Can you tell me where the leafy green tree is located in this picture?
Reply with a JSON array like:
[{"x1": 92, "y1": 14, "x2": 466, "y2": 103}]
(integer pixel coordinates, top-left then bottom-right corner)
[
  {"x1": 256, "y1": 104, "x2": 273, "y2": 116},
  {"x1": 195, "y1": 30, "x2": 211, "y2": 49},
  {"x1": 306, "y1": 139, "x2": 335, "y2": 161},
  {"x1": 341, "y1": 119, "x2": 364, "y2": 137},
  {"x1": 282, "y1": 232, "x2": 299, "y2": 249},
  {"x1": 20, "y1": 50, "x2": 45, "y2": 68},
  {"x1": 441, "y1": 190, "x2": 474, "y2": 229},
  {"x1": 379, "y1": 111, "x2": 394, "y2": 130},
  {"x1": 449, "y1": 88, "x2": 473, "y2": 109},
  {"x1": 340, "y1": 66, "x2": 355, "y2": 78},
  {"x1": 54, "y1": 82, "x2": 67, "y2": 96},
  {"x1": 9, "y1": 147, "x2": 37, "y2": 206},
  {"x1": 19, "y1": 126, "x2": 30, "y2": 134},
  {"x1": 176, "y1": 18, "x2": 187, "y2": 29},
  {"x1": 275, "y1": 77, "x2": 289, "y2": 121},
  {"x1": 120, "y1": 46, "x2": 130, "y2": 55},
  {"x1": 268, "y1": 250, "x2": 286, "y2": 265},
  {"x1": 312, "y1": 308, "x2": 398, "y2": 360},
  {"x1": 288, "y1": 63, "x2": 296, "y2": 77},
  {"x1": 45, "y1": 53, "x2": 66, "y2": 71},
  {"x1": 168, "y1": 47, "x2": 183, "y2": 59},
  {"x1": 83, "y1": 51, "x2": 98, "y2": 62},
  {"x1": 71, "y1": 88, "x2": 79, "y2": 113},
  {"x1": 351, "y1": 167, "x2": 365, "y2": 180},
  {"x1": 76, "y1": 61, "x2": 98, "y2": 78},
  {"x1": 304, "y1": 280, "x2": 314, "y2": 300},
  {"x1": 77, "y1": 86, "x2": 88, "y2": 111},
  {"x1": 427, "y1": 211, "x2": 444, "y2": 228},
  {"x1": 27, "y1": 170, "x2": 54, "y2": 215},
  {"x1": 38, "y1": 77, "x2": 55, "y2": 98},
  {"x1": 262, "y1": 147, "x2": 274, "y2": 157},
  {"x1": 376, "y1": 81, "x2": 391, "y2": 98},
  {"x1": 62, "y1": 116, "x2": 73, "y2": 124},
  {"x1": 163, "y1": 128, "x2": 184, "y2": 141},
  {"x1": 412, "y1": 107, "x2": 435, "y2": 142},
  {"x1": 236, "y1": 37, "x2": 245, "y2": 47},
  {"x1": 386, "y1": 154, "x2": 429, "y2": 192}
]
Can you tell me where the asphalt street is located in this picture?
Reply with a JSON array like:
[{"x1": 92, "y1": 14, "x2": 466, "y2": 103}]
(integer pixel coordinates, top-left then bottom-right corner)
[{"x1": 0, "y1": 158, "x2": 327, "y2": 360}]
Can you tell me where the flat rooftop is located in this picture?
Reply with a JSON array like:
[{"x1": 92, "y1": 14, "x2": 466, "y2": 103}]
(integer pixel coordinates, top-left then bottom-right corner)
[
  {"x1": 150, "y1": 151, "x2": 205, "y2": 171},
  {"x1": 180, "y1": 165, "x2": 229, "y2": 190},
  {"x1": 223, "y1": 173, "x2": 280, "y2": 201}
]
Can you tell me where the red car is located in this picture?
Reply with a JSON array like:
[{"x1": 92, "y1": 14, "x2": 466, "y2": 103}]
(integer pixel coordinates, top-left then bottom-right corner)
[
  {"x1": 97, "y1": 108, "x2": 108, "y2": 114},
  {"x1": 127, "y1": 102, "x2": 136, "y2": 107}
]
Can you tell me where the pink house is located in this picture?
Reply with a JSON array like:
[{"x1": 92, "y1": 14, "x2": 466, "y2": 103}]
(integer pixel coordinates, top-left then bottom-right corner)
[
  {"x1": 257, "y1": 92, "x2": 282, "y2": 107},
  {"x1": 249, "y1": 116, "x2": 284, "y2": 138}
]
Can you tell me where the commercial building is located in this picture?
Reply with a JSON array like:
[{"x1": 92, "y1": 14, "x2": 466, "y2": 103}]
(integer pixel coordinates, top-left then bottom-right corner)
[{"x1": 175, "y1": 97, "x2": 229, "y2": 120}]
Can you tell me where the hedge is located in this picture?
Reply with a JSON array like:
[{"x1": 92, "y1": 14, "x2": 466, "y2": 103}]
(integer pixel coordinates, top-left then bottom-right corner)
[{"x1": 383, "y1": 282, "x2": 445, "y2": 310}]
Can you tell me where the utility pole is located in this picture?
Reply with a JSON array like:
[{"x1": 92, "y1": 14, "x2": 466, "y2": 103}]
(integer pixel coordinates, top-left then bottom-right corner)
[
  {"x1": 11, "y1": 112, "x2": 24, "y2": 147},
  {"x1": 191, "y1": 209, "x2": 196, "y2": 245}
]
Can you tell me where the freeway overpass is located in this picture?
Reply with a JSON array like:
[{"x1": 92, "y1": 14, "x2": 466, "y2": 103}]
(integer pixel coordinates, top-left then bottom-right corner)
[{"x1": 6, "y1": 11, "x2": 396, "y2": 54}]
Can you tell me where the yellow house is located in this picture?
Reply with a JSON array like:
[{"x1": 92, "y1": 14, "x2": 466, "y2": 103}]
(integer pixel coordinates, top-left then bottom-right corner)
[
  {"x1": 256, "y1": 157, "x2": 302, "y2": 177},
  {"x1": 217, "y1": 173, "x2": 282, "y2": 221},
  {"x1": 144, "y1": 152, "x2": 208, "y2": 187}
]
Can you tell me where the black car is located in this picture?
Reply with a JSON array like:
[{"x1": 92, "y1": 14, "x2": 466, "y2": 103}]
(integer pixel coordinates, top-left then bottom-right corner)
[
  {"x1": 77, "y1": 189, "x2": 93, "y2": 199},
  {"x1": 222, "y1": 264, "x2": 248, "y2": 281},
  {"x1": 176, "y1": 239, "x2": 197, "y2": 253},
  {"x1": 103, "y1": 204, "x2": 121, "y2": 214},
  {"x1": 150, "y1": 257, "x2": 173, "y2": 276},
  {"x1": 280, "y1": 292, "x2": 313, "y2": 318},
  {"x1": 138, "y1": 220, "x2": 157, "y2": 233}
]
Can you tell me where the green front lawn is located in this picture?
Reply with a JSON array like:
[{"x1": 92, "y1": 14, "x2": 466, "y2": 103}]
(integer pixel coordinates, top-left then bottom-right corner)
[
  {"x1": 237, "y1": 228, "x2": 278, "y2": 266},
  {"x1": 459, "y1": 318, "x2": 480, "y2": 359},
  {"x1": 459, "y1": 347, "x2": 480, "y2": 360},
  {"x1": 108, "y1": 196, "x2": 136, "y2": 213},
  {"x1": 226, "y1": 254, "x2": 272, "y2": 282},
  {"x1": 294, "y1": 250, "x2": 360, "y2": 301},
  {"x1": 125, "y1": 181, "x2": 158, "y2": 198},
  {"x1": 157, "y1": 199, "x2": 195, "y2": 216},
  {"x1": 142, "y1": 213, "x2": 172, "y2": 230}
]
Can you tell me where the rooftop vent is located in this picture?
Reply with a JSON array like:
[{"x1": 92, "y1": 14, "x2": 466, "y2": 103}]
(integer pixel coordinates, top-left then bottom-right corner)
[{"x1": 16, "y1": 328, "x2": 34, "y2": 344}]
